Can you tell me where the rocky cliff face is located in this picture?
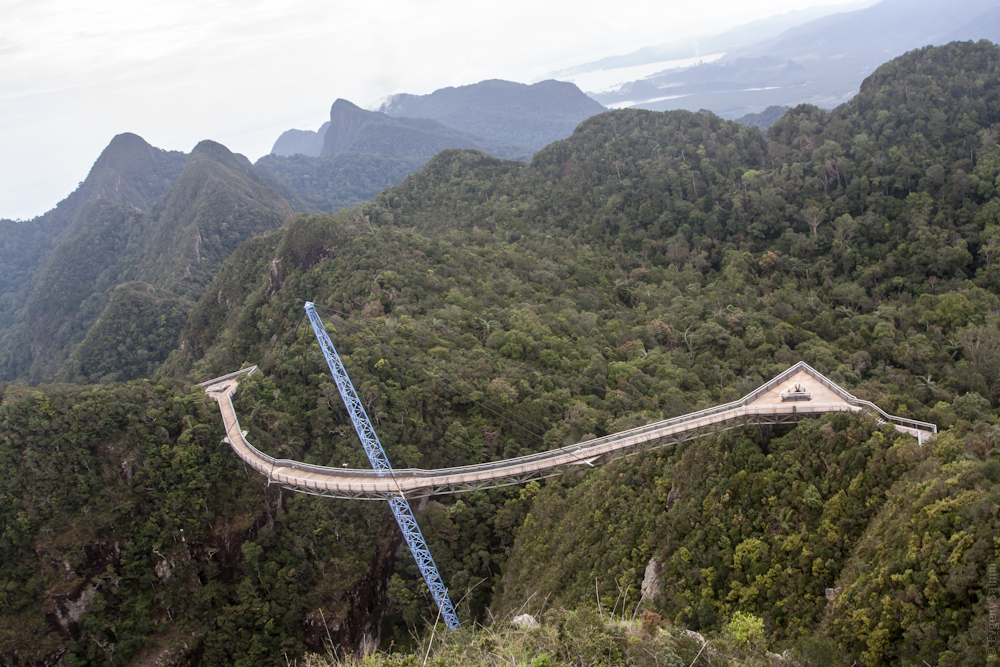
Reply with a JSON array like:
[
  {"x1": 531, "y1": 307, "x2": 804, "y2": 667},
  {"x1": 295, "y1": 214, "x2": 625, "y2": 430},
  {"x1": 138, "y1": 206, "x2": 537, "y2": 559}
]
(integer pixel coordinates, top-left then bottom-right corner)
[{"x1": 321, "y1": 99, "x2": 380, "y2": 158}]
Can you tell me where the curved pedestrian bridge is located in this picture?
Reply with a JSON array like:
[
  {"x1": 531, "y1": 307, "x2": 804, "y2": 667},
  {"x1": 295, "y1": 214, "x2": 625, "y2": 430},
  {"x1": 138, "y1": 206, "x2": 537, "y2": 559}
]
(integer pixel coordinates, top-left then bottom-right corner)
[{"x1": 201, "y1": 361, "x2": 936, "y2": 501}]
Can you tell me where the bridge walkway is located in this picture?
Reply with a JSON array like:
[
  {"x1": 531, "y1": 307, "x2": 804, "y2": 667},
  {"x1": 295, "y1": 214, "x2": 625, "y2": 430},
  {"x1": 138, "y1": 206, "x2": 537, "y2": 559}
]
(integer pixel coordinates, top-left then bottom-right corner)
[{"x1": 201, "y1": 362, "x2": 936, "y2": 500}]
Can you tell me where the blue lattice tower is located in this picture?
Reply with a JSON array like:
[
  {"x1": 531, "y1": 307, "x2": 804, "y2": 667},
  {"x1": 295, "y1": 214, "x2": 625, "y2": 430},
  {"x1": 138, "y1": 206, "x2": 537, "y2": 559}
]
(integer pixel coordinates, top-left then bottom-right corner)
[{"x1": 304, "y1": 302, "x2": 460, "y2": 630}]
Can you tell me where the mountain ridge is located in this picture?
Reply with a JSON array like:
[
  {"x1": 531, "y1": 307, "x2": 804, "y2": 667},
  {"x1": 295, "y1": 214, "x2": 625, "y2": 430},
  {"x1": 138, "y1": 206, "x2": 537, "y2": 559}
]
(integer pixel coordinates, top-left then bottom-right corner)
[
  {"x1": 376, "y1": 79, "x2": 606, "y2": 147},
  {"x1": 271, "y1": 121, "x2": 330, "y2": 158},
  {"x1": 0, "y1": 139, "x2": 293, "y2": 383},
  {"x1": 0, "y1": 133, "x2": 186, "y2": 335},
  {"x1": 256, "y1": 98, "x2": 535, "y2": 214}
]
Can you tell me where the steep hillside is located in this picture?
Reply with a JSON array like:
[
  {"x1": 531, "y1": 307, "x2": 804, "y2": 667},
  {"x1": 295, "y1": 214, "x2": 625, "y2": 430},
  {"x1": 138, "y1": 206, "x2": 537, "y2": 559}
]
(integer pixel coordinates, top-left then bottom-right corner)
[
  {"x1": 0, "y1": 382, "x2": 398, "y2": 666},
  {"x1": 377, "y1": 79, "x2": 606, "y2": 147},
  {"x1": 0, "y1": 200, "x2": 143, "y2": 381},
  {"x1": 1, "y1": 41, "x2": 999, "y2": 666},
  {"x1": 0, "y1": 141, "x2": 293, "y2": 383},
  {"x1": 498, "y1": 415, "x2": 997, "y2": 663},
  {"x1": 57, "y1": 282, "x2": 194, "y2": 384},
  {"x1": 0, "y1": 134, "x2": 186, "y2": 334},
  {"x1": 131, "y1": 141, "x2": 294, "y2": 297}
]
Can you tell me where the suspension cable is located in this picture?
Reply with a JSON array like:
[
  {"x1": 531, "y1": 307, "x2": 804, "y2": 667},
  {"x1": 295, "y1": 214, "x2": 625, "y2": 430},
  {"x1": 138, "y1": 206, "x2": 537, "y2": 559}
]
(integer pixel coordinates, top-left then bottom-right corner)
[
  {"x1": 310, "y1": 303, "x2": 687, "y2": 415},
  {"x1": 329, "y1": 314, "x2": 557, "y2": 448}
]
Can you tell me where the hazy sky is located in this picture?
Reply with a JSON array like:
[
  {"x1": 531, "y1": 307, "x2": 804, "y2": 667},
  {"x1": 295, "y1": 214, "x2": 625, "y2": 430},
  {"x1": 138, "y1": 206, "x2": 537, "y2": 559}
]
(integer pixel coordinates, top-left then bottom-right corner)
[{"x1": 1, "y1": 0, "x2": 864, "y2": 220}]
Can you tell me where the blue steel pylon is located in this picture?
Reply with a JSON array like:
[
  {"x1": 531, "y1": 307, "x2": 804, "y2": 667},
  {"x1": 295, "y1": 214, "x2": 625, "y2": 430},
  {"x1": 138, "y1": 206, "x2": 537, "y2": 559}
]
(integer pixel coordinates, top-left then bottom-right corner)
[{"x1": 304, "y1": 302, "x2": 461, "y2": 630}]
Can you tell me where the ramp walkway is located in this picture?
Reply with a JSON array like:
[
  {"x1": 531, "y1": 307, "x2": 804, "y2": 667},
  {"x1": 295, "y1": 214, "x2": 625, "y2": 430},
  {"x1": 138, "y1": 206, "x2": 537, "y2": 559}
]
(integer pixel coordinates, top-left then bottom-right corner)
[{"x1": 201, "y1": 362, "x2": 936, "y2": 500}]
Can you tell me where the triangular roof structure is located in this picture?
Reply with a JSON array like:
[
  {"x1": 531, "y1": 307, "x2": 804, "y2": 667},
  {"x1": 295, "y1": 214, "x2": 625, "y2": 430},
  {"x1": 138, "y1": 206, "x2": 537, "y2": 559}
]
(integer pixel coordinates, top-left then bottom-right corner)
[
  {"x1": 738, "y1": 361, "x2": 934, "y2": 443},
  {"x1": 740, "y1": 361, "x2": 857, "y2": 408}
]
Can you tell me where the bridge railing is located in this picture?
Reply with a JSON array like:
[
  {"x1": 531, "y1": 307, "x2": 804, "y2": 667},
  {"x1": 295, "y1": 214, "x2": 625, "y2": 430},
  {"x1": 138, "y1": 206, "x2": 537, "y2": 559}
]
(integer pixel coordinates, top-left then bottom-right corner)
[
  {"x1": 234, "y1": 395, "x2": 748, "y2": 481},
  {"x1": 222, "y1": 361, "x2": 935, "y2": 485},
  {"x1": 225, "y1": 365, "x2": 795, "y2": 480},
  {"x1": 258, "y1": 405, "x2": 839, "y2": 484},
  {"x1": 219, "y1": 390, "x2": 278, "y2": 474},
  {"x1": 853, "y1": 399, "x2": 937, "y2": 433},
  {"x1": 199, "y1": 365, "x2": 259, "y2": 388},
  {"x1": 794, "y1": 363, "x2": 937, "y2": 434}
]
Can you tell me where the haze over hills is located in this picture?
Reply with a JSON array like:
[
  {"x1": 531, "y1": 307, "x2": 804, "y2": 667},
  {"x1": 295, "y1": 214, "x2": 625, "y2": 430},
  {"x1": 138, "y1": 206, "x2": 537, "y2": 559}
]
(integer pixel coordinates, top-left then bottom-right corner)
[
  {"x1": 254, "y1": 152, "x2": 427, "y2": 214},
  {"x1": 733, "y1": 105, "x2": 792, "y2": 129},
  {"x1": 317, "y1": 99, "x2": 534, "y2": 160},
  {"x1": 260, "y1": 98, "x2": 538, "y2": 213},
  {"x1": 270, "y1": 121, "x2": 330, "y2": 158},
  {"x1": 257, "y1": 0, "x2": 1000, "y2": 217},
  {"x1": 548, "y1": 0, "x2": 877, "y2": 82},
  {"x1": 587, "y1": 0, "x2": 1000, "y2": 117},
  {"x1": 376, "y1": 79, "x2": 607, "y2": 147},
  {"x1": 271, "y1": 80, "x2": 607, "y2": 159}
]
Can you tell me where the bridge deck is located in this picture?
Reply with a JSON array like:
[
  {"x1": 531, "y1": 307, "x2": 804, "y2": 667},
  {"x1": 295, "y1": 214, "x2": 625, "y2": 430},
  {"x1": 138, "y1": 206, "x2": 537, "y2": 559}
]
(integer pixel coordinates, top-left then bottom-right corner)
[{"x1": 203, "y1": 362, "x2": 936, "y2": 500}]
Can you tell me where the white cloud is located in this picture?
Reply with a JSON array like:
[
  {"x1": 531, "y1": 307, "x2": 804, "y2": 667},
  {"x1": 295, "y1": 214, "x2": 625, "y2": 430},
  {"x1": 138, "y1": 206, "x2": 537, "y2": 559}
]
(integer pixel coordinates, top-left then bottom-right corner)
[{"x1": 0, "y1": 0, "x2": 864, "y2": 219}]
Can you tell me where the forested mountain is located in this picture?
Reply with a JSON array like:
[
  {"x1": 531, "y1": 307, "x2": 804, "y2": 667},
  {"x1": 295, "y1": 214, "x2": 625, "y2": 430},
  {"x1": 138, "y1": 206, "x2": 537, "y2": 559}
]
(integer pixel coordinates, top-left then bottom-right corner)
[
  {"x1": 258, "y1": 99, "x2": 535, "y2": 213},
  {"x1": 0, "y1": 140, "x2": 293, "y2": 384},
  {"x1": 129, "y1": 141, "x2": 294, "y2": 297},
  {"x1": 376, "y1": 79, "x2": 607, "y2": 147},
  {"x1": 2, "y1": 40, "x2": 999, "y2": 666},
  {"x1": 0, "y1": 134, "x2": 186, "y2": 335},
  {"x1": 592, "y1": 0, "x2": 1000, "y2": 118}
]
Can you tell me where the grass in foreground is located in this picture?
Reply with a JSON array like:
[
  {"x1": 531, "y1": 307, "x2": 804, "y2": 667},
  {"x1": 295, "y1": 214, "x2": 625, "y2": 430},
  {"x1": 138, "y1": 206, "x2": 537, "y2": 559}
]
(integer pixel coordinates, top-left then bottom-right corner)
[{"x1": 302, "y1": 608, "x2": 845, "y2": 667}]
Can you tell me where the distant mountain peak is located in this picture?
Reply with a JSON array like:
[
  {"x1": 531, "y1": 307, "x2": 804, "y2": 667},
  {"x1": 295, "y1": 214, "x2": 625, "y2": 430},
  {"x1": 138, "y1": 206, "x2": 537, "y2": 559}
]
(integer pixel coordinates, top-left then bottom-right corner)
[
  {"x1": 375, "y1": 79, "x2": 605, "y2": 147},
  {"x1": 83, "y1": 133, "x2": 187, "y2": 212},
  {"x1": 189, "y1": 139, "x2": 255, "y2": 170},
  {"x1": 323, "y1": 99, "x2": 387, "y2": 158},
  {"x1": 271, "y1": 121, "x2": 330, "y2": 157},
  {"x1": 97, "y1": 132, "x2": 156, "y2": 164},
  {"x1": 262, "y1": 79, "x2": 608, "y2": 215}
]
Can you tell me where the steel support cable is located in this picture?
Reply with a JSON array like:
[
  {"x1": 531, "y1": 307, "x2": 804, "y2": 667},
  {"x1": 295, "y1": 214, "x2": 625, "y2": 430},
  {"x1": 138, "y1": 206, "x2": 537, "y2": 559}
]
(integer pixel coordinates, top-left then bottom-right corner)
[
  {"x1": 327, "y1": 315, "x2": 557, "y2": 450},
  {"x1": 304, "y1": 303, "x2": 461, "y2": 630},
  {"x1": 321, "y1": 311, "x2": 636, "y2": 476},
  {"x1": 310, "y1": 303, "x2": 687, "y2": 415},
  {"x1": 268, "y1": 309, "x2": 308, "y2": 374},
  {"x1": 256, "y1": 308, "x2": 418, "y2": 473},
  {"x1": 326, "y1": 322, "x2": 546, "y2": 441}
]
